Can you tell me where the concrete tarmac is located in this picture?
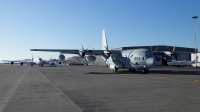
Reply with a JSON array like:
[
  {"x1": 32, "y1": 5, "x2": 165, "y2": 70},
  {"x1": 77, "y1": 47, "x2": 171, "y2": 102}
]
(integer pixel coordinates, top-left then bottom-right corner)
[{"x1": 0, "y1": 65, "x2": 200, "y2": 112}]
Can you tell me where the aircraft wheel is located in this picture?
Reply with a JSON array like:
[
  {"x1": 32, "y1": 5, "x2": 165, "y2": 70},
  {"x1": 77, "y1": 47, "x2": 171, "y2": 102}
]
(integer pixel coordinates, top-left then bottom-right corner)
[
  {"x1": 145, "y1": 69, "x2": 149, "y2": 73},
  {"x1": 129, "y1": 69, "x2": 135, "y2": 72},
  {"x1": 111, "y1": 66, "x2": 118, "y2": 72},
  {"x1": 114, "y1": 66, "x2": 118, "y2": 72},
  {"x1": 142, "y1": 69, "x2": 148, "y2": 74}
]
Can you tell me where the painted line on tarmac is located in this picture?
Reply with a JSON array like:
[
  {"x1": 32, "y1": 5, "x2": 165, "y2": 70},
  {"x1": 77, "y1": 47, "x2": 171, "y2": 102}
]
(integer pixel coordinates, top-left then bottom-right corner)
[{"x1": 0, "y1": 69, "x2": 28, "y2": 112}]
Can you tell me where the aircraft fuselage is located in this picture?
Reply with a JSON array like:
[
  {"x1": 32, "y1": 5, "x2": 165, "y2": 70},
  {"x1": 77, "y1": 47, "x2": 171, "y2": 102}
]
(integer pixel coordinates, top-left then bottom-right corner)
[{"x1": 104, "y1": 48, "x2": 156, "y2": 72}]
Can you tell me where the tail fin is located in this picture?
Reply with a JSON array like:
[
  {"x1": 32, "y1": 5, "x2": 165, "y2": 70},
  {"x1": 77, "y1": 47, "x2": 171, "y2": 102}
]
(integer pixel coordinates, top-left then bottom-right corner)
[
  {"x1": 102, "y1": 30, "x2": 108, "y2": 50},
  {"x1": 192, "y1": 56, "x2": 198, "y2": 63}
]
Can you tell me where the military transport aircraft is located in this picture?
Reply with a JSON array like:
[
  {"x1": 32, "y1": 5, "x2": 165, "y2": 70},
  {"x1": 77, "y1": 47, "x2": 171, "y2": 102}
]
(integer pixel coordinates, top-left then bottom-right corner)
[
  {"x1": 31, "y1": 30, "x2": 158, "y2": 73},
  {"x1": 167, "y1": 57, "x2": 198, "y2": 68}
]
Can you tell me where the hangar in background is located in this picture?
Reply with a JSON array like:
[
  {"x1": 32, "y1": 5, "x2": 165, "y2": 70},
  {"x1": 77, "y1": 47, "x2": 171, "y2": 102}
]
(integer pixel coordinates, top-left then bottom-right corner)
[
  {"x1": 114, "y1": 45, "x2": 196, "y2": 66},
  {"x1": 67, "y1": 45, "x2": 196, "y2": 66}
]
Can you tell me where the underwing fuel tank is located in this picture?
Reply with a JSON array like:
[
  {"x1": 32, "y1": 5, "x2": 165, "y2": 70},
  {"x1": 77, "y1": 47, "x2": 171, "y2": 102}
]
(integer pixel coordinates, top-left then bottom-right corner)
[{"x1": 86, "y1": 55, "x2": 96, "y2": 62}]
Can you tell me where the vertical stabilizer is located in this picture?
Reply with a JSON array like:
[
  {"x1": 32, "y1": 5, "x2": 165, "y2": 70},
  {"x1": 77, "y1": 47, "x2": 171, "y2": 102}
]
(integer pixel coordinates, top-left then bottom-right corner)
[
  {"x1": 192, "y1": 56, "x2": 199, "y2": 63},
  {"x1": 102, "y1": 30, "x2": 108, "y2": 50}
]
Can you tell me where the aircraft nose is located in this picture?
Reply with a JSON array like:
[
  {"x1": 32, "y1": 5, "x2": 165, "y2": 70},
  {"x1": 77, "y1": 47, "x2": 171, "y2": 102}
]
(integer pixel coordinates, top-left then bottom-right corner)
[{"x1": 146, "y1": 57, "x2": 156, "y2": 66}]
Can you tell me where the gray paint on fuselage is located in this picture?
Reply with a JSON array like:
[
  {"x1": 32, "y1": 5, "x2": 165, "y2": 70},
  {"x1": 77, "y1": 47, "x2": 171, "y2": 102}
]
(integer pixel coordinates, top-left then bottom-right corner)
[{"x1": 103, "y1": 48, "x2": 155, "y2": 70}]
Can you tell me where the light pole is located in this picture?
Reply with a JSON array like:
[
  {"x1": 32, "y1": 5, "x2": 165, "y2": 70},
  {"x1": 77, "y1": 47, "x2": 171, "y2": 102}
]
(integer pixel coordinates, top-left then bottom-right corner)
[{"x1": 192, "y1": 16, "x2": 198, "y2": 68}]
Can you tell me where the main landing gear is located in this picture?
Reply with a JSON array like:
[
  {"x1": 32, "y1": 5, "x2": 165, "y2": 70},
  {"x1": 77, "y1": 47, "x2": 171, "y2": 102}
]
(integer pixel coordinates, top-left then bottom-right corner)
[
  {"x1": 142, "y1": 69, "x2": 149, "y2": 74},
  {"x1": 129, "y1": 69, "x2": 135, "y2": 72},
  {"x1": 39, "y1": 64, "x2": 43, "y2": 66},
  {"x1": 111, "y1": 66, "x2": 118, "y2": 72}
]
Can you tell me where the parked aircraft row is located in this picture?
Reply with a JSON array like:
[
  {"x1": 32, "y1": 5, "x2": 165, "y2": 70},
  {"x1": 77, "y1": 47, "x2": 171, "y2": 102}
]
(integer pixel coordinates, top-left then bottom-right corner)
[
  {"x1": 2, "y1": 56, "x2": 58, "y2": 67},
  {"x1": 31, "y1": 30, "x2": 190, "y2": 73},
  {"x1": 2, "y1": 30, "x2": 197, "y2": 73}
]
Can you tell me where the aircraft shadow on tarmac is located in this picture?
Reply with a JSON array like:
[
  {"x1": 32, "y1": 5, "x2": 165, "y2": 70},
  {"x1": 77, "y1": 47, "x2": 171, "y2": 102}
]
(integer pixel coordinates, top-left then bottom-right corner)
[{"x1": 85, "y1": 68, "x2": 200, "y2": 75}]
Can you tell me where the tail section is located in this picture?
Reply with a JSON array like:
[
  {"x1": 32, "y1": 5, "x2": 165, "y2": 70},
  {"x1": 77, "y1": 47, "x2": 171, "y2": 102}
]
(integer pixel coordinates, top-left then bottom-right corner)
[
  {"x1": 102, "y1": 30, "x2": 108, "y2": 50},
  {"x1": 192, "y1": 56, "x2": 198, "y2": 63}
]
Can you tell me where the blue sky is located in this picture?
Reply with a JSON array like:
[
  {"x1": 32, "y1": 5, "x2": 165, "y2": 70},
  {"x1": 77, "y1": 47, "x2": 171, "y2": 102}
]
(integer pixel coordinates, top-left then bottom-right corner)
[{"x1": 0, "y1": 0, "x2": 200, "y2": 61}]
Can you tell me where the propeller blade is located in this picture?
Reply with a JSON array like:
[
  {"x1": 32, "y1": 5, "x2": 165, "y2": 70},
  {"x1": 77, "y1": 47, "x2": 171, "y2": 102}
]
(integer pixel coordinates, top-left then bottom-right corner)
[
  {"x1": 154, "y1": 47, "x2": 158, "y2": 51},
  {"x1": 81, "y1": 44, "x2": 84, "y2": 51},
  {"x1": 104, "y1": 46, "x2": 108, "y2": 51},
  {"x1": 172, "y1": 46, "x2": 175, "y2": 52},
  {"x1": 150, "y1": 46, "x2": 152, "y2": 51},
  {"x1": 86, "y1": 45, "x2": 91, "y2": 50}
]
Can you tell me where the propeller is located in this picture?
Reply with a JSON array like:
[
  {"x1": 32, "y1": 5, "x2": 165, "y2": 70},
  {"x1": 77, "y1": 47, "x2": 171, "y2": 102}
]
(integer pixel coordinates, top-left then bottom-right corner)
[
  {"x1": 150, "y1": 46, "x2": 158, "y2": 55},
  {"x1": 104, "y1": 45, "x2": 113, "y2": 62},
  {"x1": 167, "y1": 46, "x2": 178, "y2": 60},
  {"x1": 150, "y1": 46, "x2": 158, "y2": 52},
  {"x1": 150, "y1": 46, "x2": 160, "y2": 61},
  {"x1": 79, "y1": 45, "x2": 91, "y2": 58}
]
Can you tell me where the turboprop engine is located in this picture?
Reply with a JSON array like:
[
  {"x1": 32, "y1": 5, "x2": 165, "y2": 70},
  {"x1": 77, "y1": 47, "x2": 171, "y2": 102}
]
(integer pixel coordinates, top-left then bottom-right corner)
[
  {"x1": 86, "y1": 55, "x2": 96, "y2": 62},
  {"x1": 79, "y1": 45, "x2": 90, "y2": 58},
  {"x1": 59, "y1": 54, "x2": 65, "y2": 61},
  {"x1": 58, "y1": 54, "x2": 65, "y2": 64},
  {"x1": 11, "y1": 61, "x2": 14, "y2": 65}
]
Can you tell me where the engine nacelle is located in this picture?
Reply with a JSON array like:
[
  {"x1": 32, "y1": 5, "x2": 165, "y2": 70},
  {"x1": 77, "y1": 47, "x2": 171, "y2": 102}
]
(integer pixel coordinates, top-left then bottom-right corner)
[
  {"x1": 86, "y1": 55, "x2": 96, "y2": 62},
  {"x1": 59, "y1": 54, "x2": 65, "y2": 61}
]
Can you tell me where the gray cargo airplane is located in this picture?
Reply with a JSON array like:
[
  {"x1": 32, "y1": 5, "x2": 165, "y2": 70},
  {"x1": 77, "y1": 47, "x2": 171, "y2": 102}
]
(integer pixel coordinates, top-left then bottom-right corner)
[{"x1": 31, "y1": 30, "x2": 158, "y2": 73}]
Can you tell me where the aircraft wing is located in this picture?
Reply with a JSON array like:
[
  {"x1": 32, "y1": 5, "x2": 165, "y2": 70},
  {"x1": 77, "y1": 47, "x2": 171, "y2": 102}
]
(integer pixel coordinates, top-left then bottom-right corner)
[
  {"x1": 2, "y1": 60, "x2": 23, "y2": 62},
  {"x1": 153, "y1": 51, "x2": 166, "y2": 55},
  {"x1": 30, "y1": 49, "x2": 121, "y2": 55}
]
